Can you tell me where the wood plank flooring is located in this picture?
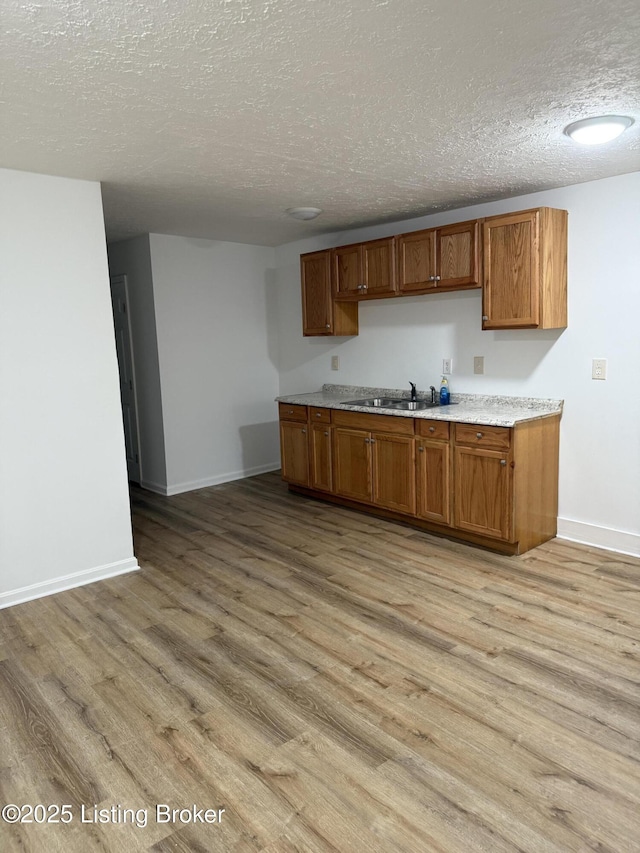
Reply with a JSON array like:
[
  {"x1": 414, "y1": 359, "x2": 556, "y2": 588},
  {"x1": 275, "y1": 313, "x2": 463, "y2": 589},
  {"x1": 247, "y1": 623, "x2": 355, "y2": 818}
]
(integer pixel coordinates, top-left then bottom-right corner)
[{"x1": 1, "y1": 471, "x2": 640, "y2": 852}]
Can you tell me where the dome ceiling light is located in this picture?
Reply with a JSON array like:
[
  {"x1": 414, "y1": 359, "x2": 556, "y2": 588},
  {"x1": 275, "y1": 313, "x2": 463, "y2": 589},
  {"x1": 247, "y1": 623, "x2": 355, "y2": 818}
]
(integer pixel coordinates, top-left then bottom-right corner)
[
  {"x1": 286, "y1": 207, "x2": 323, "y2": 220},
  {"x1": 564, "y1": 115, "x2": 634, "y2": 145}
]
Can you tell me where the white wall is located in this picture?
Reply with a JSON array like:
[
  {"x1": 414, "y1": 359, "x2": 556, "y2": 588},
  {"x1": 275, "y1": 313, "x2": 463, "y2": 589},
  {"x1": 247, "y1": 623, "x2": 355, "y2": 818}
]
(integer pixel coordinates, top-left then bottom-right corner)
[
  {"x1": 148, "y1": 235, "x2": 280, "y2": 494},
  {"x1": 0, "y1": 169, "x2": 138, "y2": 608},
  {"x1": 274, "y1": 172, "x2": 640, "y2": 556},
  {"x1": 108, "y1": 235, "x2": 168, "y2": 491}
]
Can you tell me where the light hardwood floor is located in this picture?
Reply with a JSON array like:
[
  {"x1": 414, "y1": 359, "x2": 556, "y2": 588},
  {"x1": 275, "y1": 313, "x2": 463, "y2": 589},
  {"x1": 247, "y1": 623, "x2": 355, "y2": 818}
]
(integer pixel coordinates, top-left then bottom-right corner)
[{"x1": 1, "y1": 472, "x2": 639, "y2": 852}]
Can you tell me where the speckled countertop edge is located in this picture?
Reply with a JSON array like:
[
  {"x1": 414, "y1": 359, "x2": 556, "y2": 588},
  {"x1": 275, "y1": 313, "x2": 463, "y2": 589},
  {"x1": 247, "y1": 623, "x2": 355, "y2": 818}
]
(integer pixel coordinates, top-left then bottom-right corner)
[{"x1": 276, "y1": 384, "x2": 563, "y2": 427}]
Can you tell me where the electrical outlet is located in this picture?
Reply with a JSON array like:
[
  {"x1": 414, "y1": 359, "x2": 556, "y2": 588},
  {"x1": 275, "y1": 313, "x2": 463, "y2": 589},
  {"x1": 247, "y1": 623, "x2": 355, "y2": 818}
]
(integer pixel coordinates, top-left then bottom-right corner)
[
  {"x1": 331, "y1": 355, "x2": 340, "y2": 371},
  {"x1": 442, "y1": 358, "x2": 452, "y2": 375},
  {"x1": 592, "y1": 358, "x2": 607, "y2": 380},
  {"x1": 473, "y1": 356, "x2": 484, "y2": 375}
]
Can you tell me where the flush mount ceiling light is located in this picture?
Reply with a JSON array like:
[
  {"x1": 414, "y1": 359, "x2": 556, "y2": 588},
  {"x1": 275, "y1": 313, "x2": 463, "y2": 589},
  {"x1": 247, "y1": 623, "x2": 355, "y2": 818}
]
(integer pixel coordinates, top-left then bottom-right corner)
[
  {"x1": 286, "y1": 207, "x2": 323, "y2": 220},
  {"x1": 564, "y1": 115, "x2": 634, "y2": 145}
]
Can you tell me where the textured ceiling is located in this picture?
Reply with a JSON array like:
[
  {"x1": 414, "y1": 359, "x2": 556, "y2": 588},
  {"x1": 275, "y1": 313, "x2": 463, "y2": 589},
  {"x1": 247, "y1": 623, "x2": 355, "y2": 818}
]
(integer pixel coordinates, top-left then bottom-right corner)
[{"x1": 2, "y1": 0, "x2": 639, "y2": 246}]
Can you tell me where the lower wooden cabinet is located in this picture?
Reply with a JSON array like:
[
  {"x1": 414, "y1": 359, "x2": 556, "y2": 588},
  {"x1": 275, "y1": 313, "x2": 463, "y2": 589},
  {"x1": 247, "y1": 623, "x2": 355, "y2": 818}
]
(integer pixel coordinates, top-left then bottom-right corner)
[
  {"x1": 416, "y1": 420, "x2": 451, "y2": 525},
  {"x1": 278, "y1": 405, "x2": 560, "y2": 555}
]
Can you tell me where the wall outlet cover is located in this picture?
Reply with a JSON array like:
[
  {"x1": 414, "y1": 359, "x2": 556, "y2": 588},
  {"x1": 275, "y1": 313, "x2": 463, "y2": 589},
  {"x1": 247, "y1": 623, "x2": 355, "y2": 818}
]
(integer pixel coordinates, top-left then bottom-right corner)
[
  {"x1": 592, "y1": 358, "x2": 607, "y2": 380},
  {"x1": 473, "y1": 356, "x2": 484, "y2": 375},
  {"x1": 442, "y1": 358, "x2": 452, "y2": 374},
  {"x1": 331, "y1": 355, "x2": 340, "y2": 371}
]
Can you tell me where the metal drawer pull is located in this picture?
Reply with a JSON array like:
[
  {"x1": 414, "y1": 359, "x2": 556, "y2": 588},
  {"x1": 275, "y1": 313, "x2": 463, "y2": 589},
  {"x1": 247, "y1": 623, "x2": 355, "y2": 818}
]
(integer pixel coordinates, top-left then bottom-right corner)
[
  {"x1": 476, "y1": 432, "x2": 483, "y2": 438},
  {"x1": 287, "y1": 409, "x2": 294, "y2": 414},
  {"x1": 500, "y1": 459, "x2": 507, "y2": 466},
  {"x1": 316, "y1": 412, "x2": 322, "y2": 417},
  {"x1": 324, "y1": 431, "x2": 329, "y2": 436},
  {"x1": 418, "y1": 446, "x2": 424, "y2": 452},
  {"x1": 429, "y1": 426, "x2": 435, "y2": 433}
]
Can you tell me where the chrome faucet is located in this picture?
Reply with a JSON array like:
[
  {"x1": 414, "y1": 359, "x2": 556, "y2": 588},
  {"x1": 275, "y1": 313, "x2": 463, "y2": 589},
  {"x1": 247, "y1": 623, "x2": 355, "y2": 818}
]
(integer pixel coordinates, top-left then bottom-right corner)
[
  {"x1": 429, "y1": 385, "x2": 437, "y2": 404},
  {"x1": 409, "y1": 381, "x2": 417, "y2": 401}
]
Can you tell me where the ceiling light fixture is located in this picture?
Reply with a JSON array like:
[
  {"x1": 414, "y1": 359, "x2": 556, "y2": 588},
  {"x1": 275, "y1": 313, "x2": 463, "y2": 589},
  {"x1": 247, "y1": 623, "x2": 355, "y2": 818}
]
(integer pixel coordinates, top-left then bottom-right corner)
[
  {"x1": 564, "y1": 115, "x2": 634, "y2": 145},
  {"x1": 286, "y1": 207, "x2": 323, "y2": 220}
]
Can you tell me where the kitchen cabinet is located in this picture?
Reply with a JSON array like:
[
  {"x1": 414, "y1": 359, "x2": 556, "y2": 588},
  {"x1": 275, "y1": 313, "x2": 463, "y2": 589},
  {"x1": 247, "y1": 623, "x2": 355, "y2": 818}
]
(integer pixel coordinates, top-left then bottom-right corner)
[
  {"x1": 333, "y1": 410, "x2": 416, "y2": 514},
  {"x1": 309, "y1": 408, "x2": 333, "y2": 492},
  {"x1": 300, "y1": 250, "x2": 358, "y2": 336},
  {"x1": 333, "y1": 237, "x2": 397, "y2": 300},
  {"x1": 453, "y1": 425, "x2": 513, "y2": 540},
  {"x1": 416, "y1": 420, "x2": 451, "y2": 525},
  {"x1": 278, "y1": 403, "x2": 309, "y2": 487},
  {"x1": 398, "y1": 219, "x2": 481, "y2": 294},
  {"x1": 278, "y1": 401, "x2": 560, "y2": 555},
  {"x1": 482, "y1": 207, "x2": 567, "y2": 329}
]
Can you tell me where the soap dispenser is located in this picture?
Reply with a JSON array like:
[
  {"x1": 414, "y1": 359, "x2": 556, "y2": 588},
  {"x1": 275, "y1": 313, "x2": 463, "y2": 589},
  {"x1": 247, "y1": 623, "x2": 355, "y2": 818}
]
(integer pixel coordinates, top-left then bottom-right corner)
[{"x1": 439, "y1": 376, "x2": 450, "y2": 406}]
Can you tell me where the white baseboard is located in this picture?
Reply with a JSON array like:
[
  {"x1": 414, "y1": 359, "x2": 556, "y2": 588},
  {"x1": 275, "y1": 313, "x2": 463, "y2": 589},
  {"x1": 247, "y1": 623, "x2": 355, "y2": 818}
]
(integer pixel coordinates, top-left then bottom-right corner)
[
  {"x1": 144, "y1": 462, "x2": 281, "y2": 497},
  {"x1": 557, "y1": 518, "x2": 640, "y2": 558},
  {"x1": 0, "y1": 557, "x2": 140, "y2": 610}
]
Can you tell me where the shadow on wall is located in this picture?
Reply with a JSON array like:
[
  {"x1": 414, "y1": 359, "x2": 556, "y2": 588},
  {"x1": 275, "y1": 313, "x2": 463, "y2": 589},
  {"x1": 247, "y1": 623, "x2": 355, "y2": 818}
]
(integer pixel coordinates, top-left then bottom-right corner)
[{"x1": 239, "y1": 421, "x2": 280, "y2": 474}]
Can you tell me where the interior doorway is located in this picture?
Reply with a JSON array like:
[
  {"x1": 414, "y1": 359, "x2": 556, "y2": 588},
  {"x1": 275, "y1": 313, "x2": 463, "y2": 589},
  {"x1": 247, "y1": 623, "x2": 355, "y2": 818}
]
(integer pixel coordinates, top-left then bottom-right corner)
[{"x1": 110, "y1": 274, "x2": 142, "y2": 483}]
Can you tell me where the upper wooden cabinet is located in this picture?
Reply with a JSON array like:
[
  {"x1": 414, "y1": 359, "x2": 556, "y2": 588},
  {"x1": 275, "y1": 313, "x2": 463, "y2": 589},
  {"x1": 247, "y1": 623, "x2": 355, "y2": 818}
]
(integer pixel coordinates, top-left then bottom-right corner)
[
  {"x1": 398, "y1": 219, "x2": 481, "y2": 294},
  {"x1": 300, "y1": 250, "x2": 358, "y2": 337},
  {"x1": 482, "y1": 207, "x2": 567, "y2": 330},
  {"x1": 334, "y1": 237, "x2": 397, "y2": 300}
]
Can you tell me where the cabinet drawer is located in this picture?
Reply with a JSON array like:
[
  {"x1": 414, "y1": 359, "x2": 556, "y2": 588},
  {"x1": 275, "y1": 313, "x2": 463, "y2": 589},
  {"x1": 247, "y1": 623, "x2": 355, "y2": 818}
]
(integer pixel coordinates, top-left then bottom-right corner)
[
  {"x1": 279, "y1": 403, "x2": 308, "y2": 422},
  {"x1": 416, "y1": 420, "x2": 450, "y2": 440},
  {"x1": 455, "y1": 423, "x2": 511, "y2": 450},
  {"x1": 309, "y1": 407, "x2": 332, "y2": 424},
  {"x1": 333, "y1": 409, "x2": 415, "y2": 435}
]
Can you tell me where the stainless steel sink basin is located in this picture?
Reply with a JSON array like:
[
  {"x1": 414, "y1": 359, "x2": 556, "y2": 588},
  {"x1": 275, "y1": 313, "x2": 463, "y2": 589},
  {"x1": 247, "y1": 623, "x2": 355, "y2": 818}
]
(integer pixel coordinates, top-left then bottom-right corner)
[{"x1": 347, "y1": 397, "x2": 445, "y2": 411}]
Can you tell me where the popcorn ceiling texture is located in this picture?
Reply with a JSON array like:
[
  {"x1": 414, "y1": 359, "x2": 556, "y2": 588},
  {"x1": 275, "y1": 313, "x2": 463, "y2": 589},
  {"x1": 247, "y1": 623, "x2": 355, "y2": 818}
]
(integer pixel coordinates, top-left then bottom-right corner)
[{"x1": 2, "y1": 0, "x2": 639, "y2": 245}]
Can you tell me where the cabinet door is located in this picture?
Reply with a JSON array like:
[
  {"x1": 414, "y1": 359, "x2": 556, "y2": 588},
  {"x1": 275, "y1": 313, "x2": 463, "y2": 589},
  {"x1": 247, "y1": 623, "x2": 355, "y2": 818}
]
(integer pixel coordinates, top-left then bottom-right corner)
[
  {"x1": 280, "y1": 421, "x2": 309, "y2": 487},
  {"x1": 371, "y1": 433, "x2": 416, "y2": 515},
  {"x1": 454, "y1": 446, "x2": 513, "y2": 540},
  {"x1": 334, "y1": 428, "x2": 371, "y2": 501},
  {"x1": 397, "y1": 228, "x2": 437, "y2": 293},
  {"x1": 416, "y1": 439, "x2": 451, "y2": 525},
  {"x1": 310, "y1": 424, "x2": 333, "y2": 492},
  {"x1": 333, "y1": 244, "x2": 362, "y2": 297},
  {"x1": 301, "y1": 251, "x2": 332, "y2": 335},
  {"x1": 437, "y1": 220, "x2": 480, "y2": 289},
  {"x1": 483, "y1": 210, "x2": 539, "y2": 328},
  {"x1": 361, "y1": 237, "x2": 397, "y2": 297}
]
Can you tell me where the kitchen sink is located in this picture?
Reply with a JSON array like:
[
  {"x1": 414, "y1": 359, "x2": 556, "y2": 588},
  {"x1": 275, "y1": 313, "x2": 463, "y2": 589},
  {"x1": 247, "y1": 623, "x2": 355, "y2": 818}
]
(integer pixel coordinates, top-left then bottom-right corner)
[{"x1": 347, "y1": 397, "x2": 447, "y2": 411}]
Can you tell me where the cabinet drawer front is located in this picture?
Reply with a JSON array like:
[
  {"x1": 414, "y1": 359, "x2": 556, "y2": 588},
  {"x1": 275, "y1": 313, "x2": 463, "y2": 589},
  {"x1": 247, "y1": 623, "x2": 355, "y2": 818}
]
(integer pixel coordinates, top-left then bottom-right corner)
[
  {"x1": 416, "y1": 419, "x2": 450, "y2": 440},
  {"x1": 279, "y1": 403, "x2": 308, "y2": 422},
  {"x1": 455, "y1": 423, "x2": 511, "y2": 450},
  {"x1": 333, "y1": 409, "x2": 415, "y2": 435},
  {"x1": 309, "y1": 407, "x2": 332, "y2": 424}
]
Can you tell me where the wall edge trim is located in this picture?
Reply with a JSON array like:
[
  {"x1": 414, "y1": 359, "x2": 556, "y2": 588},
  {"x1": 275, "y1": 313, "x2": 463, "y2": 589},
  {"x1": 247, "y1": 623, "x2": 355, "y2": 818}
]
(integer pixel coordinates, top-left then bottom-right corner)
[
  {"x1": 557, "y1": 517, "x2": 640, "y2": 558},
  {"x1": 0, "y1": 558, "x2": 139, "y2": 610}
]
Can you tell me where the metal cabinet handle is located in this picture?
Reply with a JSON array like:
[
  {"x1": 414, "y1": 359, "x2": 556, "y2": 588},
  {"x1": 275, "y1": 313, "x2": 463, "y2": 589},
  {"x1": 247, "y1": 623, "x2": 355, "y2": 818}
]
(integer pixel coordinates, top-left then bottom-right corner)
[
  {"x1": 287, "y1": 409, "x2": 294, "y2": 414},
  {"x1": 482, "y1": 315, "x2": 488, "y2": 321},
  {"x1": 500, "y1": 459, "x2": 507, "y2": 466},
  {"x1": 418, "y1": 446, "x2": 424, "y2": 452},
  {"x1": 324, "y1": 430, "x2": 329, "y2": 436},
  {"x1": 476, "y1": 432, "x2": 483, "y2": 439},
  {"x1": 301, "y1": 428, "x2": 306, "y2": 434},
  {"x1": 364, "y1": 437, "x2": 370, "y2": 444},
  {"x1": 429, "y1": 426, "x2": 435, "y2": 433},
  {"x1": 434, "y1": 275, "x2": 441, "y2": 281},
  {"x1": 325, "y1": 324, "x2": 331, "y2": 329},
  {"x1": 316, "y1": 412, "x2": 322, "y2": 418}
]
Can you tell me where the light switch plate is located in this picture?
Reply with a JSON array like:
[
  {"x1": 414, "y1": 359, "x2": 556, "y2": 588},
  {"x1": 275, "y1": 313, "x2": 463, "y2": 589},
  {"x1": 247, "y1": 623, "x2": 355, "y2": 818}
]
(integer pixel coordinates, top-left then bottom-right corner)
[{"x1": 331, "y1": 355, "x2": 340, "y2": 371}]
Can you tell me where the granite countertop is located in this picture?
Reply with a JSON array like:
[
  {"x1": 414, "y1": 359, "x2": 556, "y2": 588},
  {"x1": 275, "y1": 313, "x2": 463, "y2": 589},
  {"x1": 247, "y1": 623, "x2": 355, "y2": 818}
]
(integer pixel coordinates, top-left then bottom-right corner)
[{"x1": 277, "y1": 384, "x2": 563, "y2": 427}]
